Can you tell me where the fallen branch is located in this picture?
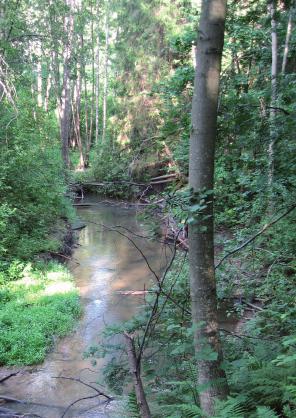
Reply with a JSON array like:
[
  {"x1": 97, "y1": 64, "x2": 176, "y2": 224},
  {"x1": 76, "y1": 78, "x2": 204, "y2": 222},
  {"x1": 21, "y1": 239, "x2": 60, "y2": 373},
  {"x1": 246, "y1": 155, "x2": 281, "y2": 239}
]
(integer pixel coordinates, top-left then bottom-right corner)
[
  {"x1": 215, "y1": 205, "x2": 296, "y2": 269},
  {"x1": 243, "y1": 301, "x2": 264, "y2": 312},
  {"x1": 0, "y1": 372, "x2": 19, "y2": 384},
  {"x1": 116, "y1": 290, "x2": 150, "y2": 296},
  {"x1": 0, "y1": 396, "x2": 25, "y2": 404},
  {"x1": 150, "y1": 178, "x2": 176, "y2": 185},
  {"x1": 47, "y1": 251, "x2": 80, "y2": 266},
  {"x1": 150, "y1": 173, "x2": 177, "y2": 181}
]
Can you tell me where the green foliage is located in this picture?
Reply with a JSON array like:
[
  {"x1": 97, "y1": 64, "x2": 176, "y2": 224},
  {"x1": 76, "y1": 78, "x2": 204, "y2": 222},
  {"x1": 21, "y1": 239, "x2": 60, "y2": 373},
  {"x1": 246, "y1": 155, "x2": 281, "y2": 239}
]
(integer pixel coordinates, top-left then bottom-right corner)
[
  {"x1": 213, "y1": 397, "x2": 247, "y2": 418},
  {"x1": 127, "y1": 391, "x2": 141, "y2": 418},
  {"x1": 0, "y1": 261, "x2": 81, "y2": 365},
  {"x1": 103, "y1": 358, "x2": 129, "y2": 395},
  {"x1": 0, "y1": 95, "x2": 73, "y2": 260},
  {"x1": 255, "y1": 407, "x2": 280, "y2": 418}
]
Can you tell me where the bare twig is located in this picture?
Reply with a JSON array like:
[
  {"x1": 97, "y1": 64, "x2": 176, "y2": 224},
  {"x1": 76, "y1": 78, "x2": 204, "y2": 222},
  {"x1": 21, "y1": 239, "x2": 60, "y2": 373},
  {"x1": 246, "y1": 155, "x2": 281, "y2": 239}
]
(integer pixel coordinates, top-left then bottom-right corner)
[
  {"x1": 53, "y1": 376, "x2": 113, "y2": 418},
  {"x1": 237, "y1": 103, "x2": 290, "y2": 115},
  {"x1": 136, "y1": 228, "x2": 183, "y2": 365},
  {"x1": 52, "y1": 376, "x2": 112, "y2": 399},
  {"x1": 215, "y1": 205, "x2": 296, "y2": 269},
  {"x1": 86, "y1": 221, "x2": 160, "y2": 283},
  {"x1": 47, "y1": 251, "x2": 80, "y2": 265},
  {"x1": 113, "y1": 224, "x2": 173, "y2": 249}
]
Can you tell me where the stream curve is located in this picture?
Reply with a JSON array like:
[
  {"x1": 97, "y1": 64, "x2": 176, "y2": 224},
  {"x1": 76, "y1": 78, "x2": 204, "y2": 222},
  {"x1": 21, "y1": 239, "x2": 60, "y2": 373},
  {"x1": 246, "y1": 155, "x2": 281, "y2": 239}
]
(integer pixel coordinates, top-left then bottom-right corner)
[{"x1": 0, "y1": 200, "x2": 168, "y2": 417}]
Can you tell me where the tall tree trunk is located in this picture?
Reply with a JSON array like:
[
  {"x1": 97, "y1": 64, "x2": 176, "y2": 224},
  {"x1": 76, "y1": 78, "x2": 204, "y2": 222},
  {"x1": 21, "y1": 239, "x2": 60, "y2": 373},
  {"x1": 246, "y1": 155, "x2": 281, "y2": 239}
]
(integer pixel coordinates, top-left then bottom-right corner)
[
  {"x1": 95, "y1": 5, "x2": 100, "y2": 146},
  {"x1": 72, "y1": 60, "x2": 86, "y2": 169},
  {"x1": 188, "y1": 1, "x2": 229, "y2": 416},
  {"x1": 80, "y1": 33, "x2": 90, "y2": 159},
  {"x1": 85, "y1": 6, "x2": 95, "y2": 164},
  {"x1": 59, "y1": 0, "x2": 75, "y2": 169},
  {"x1": 282, "y1": 0, "x2": 295, "y2": 74},
  {"x1": 102, "y1": 7, "x2": 109, "y2": 144},
  {"x1": 36, "y1": 58, "x2": 43, "y2": 107},
  {"x1": 44, "y1": 62, "x2": 52, "y2": 112},
  {"x1": 267, "y1": 0, "x2": 278, "y2": 208}
]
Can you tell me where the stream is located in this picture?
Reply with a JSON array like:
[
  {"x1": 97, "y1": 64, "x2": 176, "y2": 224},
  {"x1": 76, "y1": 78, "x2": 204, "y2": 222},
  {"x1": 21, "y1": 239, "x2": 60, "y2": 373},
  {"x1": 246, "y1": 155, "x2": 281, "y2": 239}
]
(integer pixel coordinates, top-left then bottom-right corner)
[{"x1": 0, "y1": 200, "x2": 170, "y2": 417}]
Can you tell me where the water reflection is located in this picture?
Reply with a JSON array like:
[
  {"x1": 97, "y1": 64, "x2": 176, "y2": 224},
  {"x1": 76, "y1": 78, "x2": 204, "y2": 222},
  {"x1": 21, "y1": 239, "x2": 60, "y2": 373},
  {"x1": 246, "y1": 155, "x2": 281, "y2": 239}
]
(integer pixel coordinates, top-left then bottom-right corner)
[{"x1": 0, "y1": 201, "x2": 169, "y2": 418}]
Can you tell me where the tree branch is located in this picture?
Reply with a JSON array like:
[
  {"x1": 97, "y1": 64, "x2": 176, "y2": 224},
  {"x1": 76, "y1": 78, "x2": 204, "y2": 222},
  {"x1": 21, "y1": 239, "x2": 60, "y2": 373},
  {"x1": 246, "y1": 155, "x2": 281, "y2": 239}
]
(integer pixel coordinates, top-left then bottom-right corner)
[
  {"x1": 53, "y1": 376, "x2": 113, "y2": 418},
  {"x1": 215, "y1": 205, "x2": 295, "y2": 269}
]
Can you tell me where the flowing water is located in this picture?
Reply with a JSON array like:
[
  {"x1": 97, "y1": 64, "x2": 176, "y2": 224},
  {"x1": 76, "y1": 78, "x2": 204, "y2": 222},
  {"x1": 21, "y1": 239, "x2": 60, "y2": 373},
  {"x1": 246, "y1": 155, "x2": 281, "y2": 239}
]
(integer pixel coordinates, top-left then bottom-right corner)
[{"x1": 0, "y1": 200, "x2": 170, "y2": 417}]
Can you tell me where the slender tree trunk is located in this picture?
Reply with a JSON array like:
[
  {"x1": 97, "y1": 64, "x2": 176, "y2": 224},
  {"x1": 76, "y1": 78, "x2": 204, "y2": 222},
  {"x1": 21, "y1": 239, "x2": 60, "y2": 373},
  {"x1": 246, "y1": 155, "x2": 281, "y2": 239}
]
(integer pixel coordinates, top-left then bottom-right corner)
[
  {"x1": 188, "y1": 1, "x2": 229, "y2": 416},
  {"x1": 50, "y1": 48, "x2": 60, "y2": 100},
  {"x1": 44, "y1": 62, "x2": 52, "y2": 112},
  {"x1": 80, "y1": 33, "x2": 90, "y2": 158},
  {"x1": 72, "y1": 60, "x2": 86, "y2": 169},
  {"x1": 267, "y1": 0, "x2": 278, "y2": 207},
  {"x1": 95, "y1": 8, "x2": 100, "y2": 146},
  {"x1": 282, "y1": 0, "x2": 295, "y2": 74},
  {"x1": 36, "y1": 60, "x2": 43, "y2": 107},
  {"x1": 85, "y1": 6, "x2": 95, "y2": 164},
  {"x1": 102, "y1": 8, "x2": 109, "y2": 144},
  {"x1": 59, "y1": 0, "x2": 75, "y2": 169},
  {"x1": 124, "y1": 333, "x2": 151, "y2": 418},
  {"x1": 48, "y1": 1, "x2": 61, "y2": 103}
]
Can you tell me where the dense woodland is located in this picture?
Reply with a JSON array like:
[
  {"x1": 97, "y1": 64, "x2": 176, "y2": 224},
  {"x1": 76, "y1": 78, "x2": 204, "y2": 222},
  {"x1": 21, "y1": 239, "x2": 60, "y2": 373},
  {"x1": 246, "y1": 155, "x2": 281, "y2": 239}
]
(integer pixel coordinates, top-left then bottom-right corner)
[{"x1": 0, "y1": 0, "x2": 296, "y2": 417}]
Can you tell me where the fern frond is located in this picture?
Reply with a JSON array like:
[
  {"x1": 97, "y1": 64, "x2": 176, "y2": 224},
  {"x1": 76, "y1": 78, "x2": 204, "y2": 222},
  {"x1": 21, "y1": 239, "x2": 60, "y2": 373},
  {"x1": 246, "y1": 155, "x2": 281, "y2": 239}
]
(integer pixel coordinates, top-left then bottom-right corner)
[
  {"x1": 179, "y1": 403, "x2": 203, "y2": 418},
  {"x1": 127, "y1": 391, "x2": 140, "y2": 418},
  {"x1": 213, "y1": 396, "x2": 246, "y2": 418},
  {"x1": 255, "y1": 406, "x2": 279, "y2": 418}
]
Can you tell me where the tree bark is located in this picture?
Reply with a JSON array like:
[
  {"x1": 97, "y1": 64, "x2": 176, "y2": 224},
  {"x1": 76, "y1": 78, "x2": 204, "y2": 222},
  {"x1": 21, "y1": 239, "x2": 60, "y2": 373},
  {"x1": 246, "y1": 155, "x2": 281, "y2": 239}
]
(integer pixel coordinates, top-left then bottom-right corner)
[
  {"x1": 85, "y1": 5, "x2": 95, "y2": 164},
  {"x1": 267, "y1": 0, "x2": 278, "y2": 209},
  {"x1": 36, "y1": 55, "x2": 43, "y2": 107},
  {"x1": 188, "y1": 0, "x2": 229, "y2": 415},
  {"x1": 44, "y1": 61, "x2": 52, "y2": 112},
  {"x1": 124, "y1": 333, "x2": 151, "y2": 418},
  {"x1": 72, "y1": 58, "x2": 86, "y2": 169},
  {"x1": 95, "y1": 4, "x2": 100, "y2": 145},
  {"x1": 59, "y1": 0, "x2": 75, "y2": 169},
  {"x1": 102, "y1": 7, "x2": 109, "y2": 144},
  {"x1": 282, "y1": 0, "x2": 295, "y2": 75}
]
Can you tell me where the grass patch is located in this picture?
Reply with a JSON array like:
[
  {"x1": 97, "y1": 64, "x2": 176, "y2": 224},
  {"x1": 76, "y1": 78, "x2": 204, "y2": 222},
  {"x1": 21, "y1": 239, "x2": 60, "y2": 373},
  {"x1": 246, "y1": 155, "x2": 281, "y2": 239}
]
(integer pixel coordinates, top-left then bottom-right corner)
[{"x1": 0, "y1": 261, "x2": 81, "y2": 366}]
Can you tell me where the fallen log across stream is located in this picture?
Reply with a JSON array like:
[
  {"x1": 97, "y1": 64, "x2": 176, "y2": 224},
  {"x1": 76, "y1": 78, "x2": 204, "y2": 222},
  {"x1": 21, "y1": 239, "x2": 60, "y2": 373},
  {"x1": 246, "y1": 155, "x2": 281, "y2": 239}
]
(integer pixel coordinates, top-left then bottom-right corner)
[{"x1": 71, "y1": 173, "x2": 181, "y2": 194}]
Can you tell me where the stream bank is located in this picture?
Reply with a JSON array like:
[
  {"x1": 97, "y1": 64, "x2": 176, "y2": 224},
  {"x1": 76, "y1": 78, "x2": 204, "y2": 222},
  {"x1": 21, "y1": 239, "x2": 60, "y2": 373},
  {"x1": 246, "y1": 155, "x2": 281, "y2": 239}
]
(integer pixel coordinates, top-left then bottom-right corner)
[{"x1": 0, "y1": 198, "x2": 169, "y2": 417}]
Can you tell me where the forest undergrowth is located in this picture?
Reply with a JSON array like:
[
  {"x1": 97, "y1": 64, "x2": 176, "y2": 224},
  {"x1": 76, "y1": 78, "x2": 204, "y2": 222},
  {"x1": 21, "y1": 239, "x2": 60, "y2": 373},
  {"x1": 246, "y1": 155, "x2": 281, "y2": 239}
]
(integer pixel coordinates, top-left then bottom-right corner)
[{"x1": 1, "y1": 0, "x2": 295, "y2": 416}]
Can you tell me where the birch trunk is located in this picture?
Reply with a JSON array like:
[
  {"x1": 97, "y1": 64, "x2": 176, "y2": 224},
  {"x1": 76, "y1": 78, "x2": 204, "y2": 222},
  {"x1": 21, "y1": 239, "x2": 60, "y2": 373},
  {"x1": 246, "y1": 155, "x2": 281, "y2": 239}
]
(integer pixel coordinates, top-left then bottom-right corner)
[
  {"x1": 36, "y1": 61, "x2": 43, "y2": 107},
  {"x1": 102, "y1": 8, "x2": 109, "y2": 144},
  {"x1": 282, "y1": 0, "x2": 295, "y2": 75},
  {"x1": 59, "y1": 0, "x2": 75, "y2": 169},
  {"x1": 188, "y1": 0, "x2": 229, "y2": 415}
]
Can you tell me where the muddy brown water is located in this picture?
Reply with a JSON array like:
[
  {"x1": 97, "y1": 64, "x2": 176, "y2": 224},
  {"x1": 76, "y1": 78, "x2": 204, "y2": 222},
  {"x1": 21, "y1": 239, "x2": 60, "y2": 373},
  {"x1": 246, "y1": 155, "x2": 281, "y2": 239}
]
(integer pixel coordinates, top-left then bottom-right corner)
[{"x1": 0, "y1": 201, "x2": 171, "y2": 418}]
